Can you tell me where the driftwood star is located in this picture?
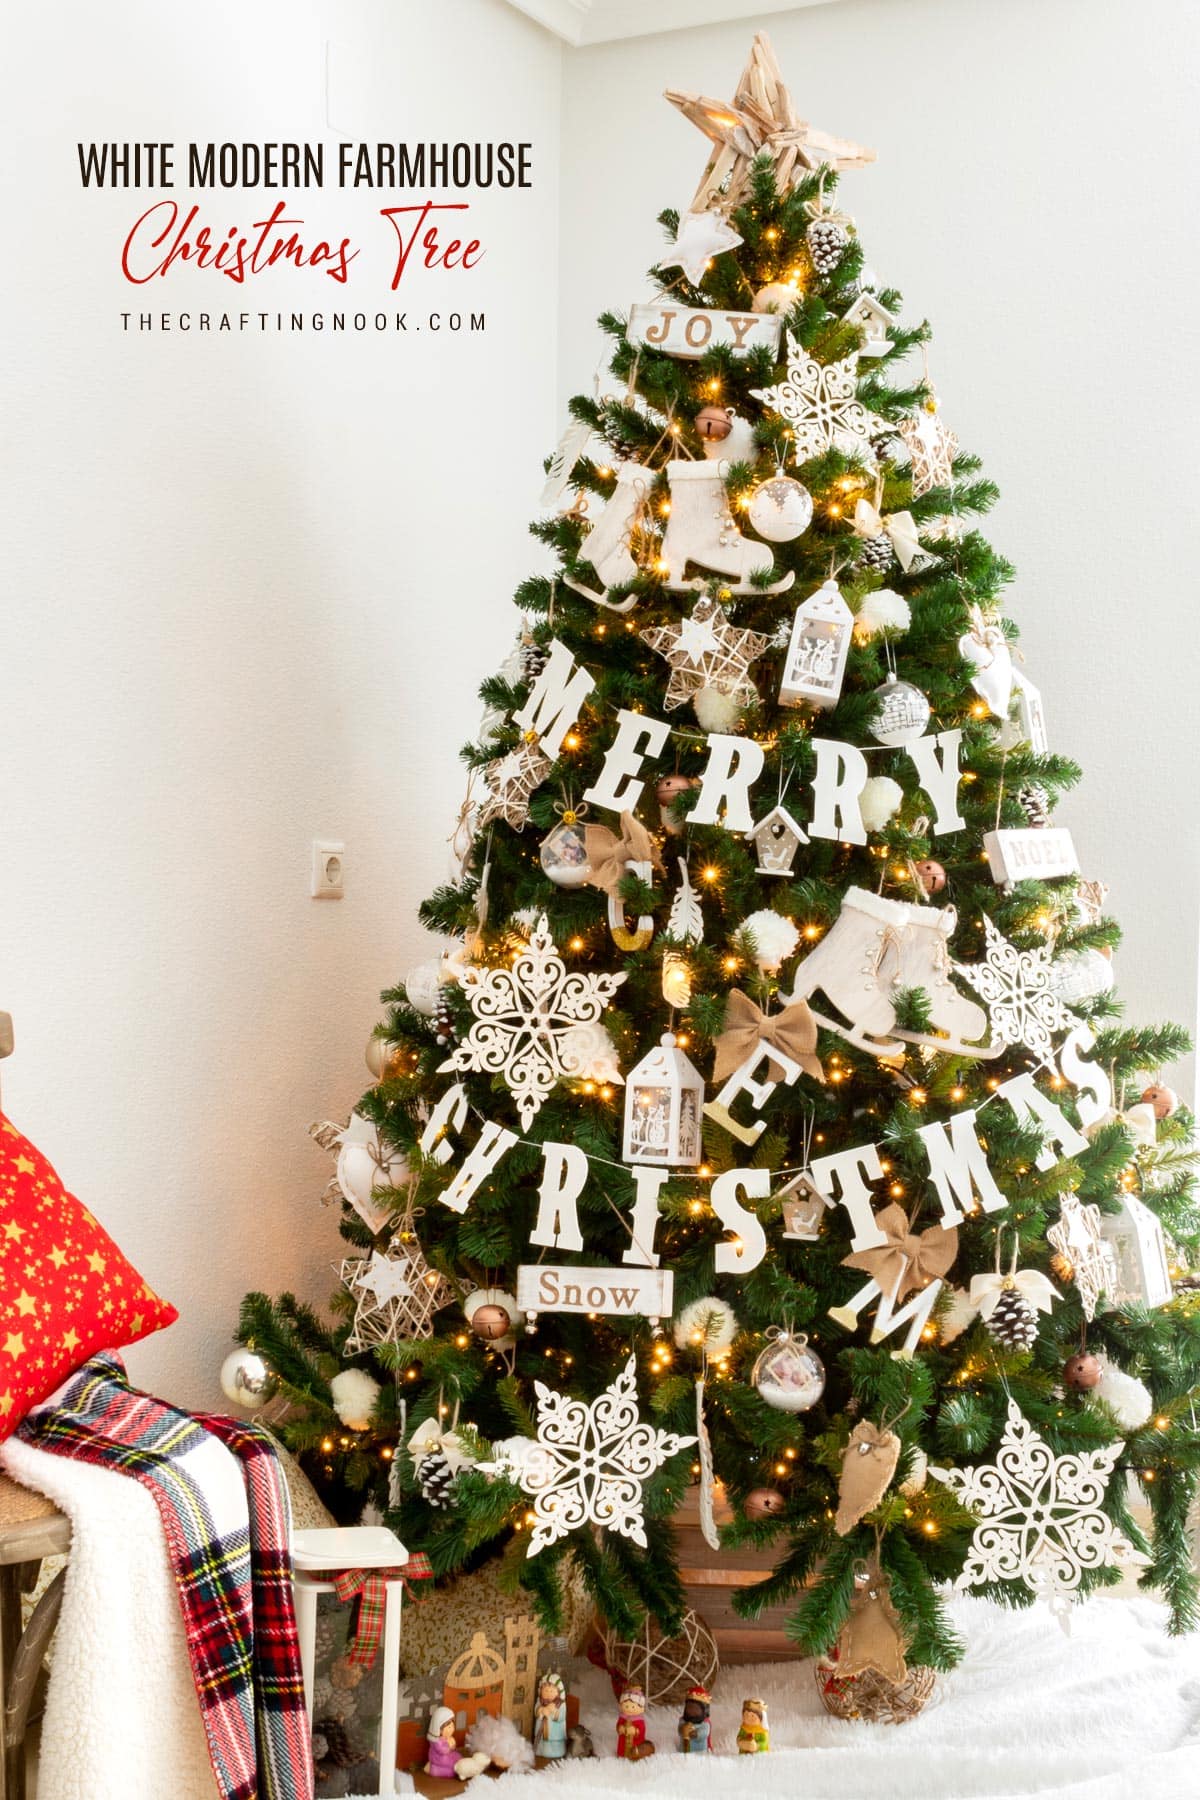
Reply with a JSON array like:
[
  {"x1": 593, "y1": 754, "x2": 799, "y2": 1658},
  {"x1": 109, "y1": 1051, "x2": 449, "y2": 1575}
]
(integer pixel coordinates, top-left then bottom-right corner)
[
  {"x1": 665, "y1": 32, "x2": 875, "y2": 214},
  {"x1": 641, "y1": 594, "x2": 770, "y2": 711}
]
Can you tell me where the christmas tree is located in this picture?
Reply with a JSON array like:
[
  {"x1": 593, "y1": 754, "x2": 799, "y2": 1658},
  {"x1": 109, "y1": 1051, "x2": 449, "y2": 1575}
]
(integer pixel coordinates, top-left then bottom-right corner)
[{"x1": 239, "y1": 35, "x2": 1200, "y2": 1679}]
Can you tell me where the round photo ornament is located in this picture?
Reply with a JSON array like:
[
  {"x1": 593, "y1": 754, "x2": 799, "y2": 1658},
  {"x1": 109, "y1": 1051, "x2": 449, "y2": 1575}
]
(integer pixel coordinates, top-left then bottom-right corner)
[{"x1": 751, "y1": 1327, "x2": 826, "y2": 1413}]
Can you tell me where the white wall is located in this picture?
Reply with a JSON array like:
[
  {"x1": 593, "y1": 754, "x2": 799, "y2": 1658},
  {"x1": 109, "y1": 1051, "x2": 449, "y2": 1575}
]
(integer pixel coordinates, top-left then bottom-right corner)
[
  {"x1": 1, "y1": 0, "x2": 561, "y2": 1406},
  {"x1": 558, "y1": 0, "x2": 1200, "y2": 1097}
]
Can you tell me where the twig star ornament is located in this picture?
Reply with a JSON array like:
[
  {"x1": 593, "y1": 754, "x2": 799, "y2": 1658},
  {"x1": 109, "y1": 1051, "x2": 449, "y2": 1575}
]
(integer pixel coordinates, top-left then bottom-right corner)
[
  {"x1": 1047, "y1": 1194, "x2": 1120, "y2": 1322},
  {"x1": 932, "y1": 1400, "x2": 1147, "y2": 1604},
  {"x1": 439, "y1": 914, "x2": 625, "y2": 1128},
  {"x1": 899, "y1": 402, "x2": 959, "y2": 497},
  {"x1": 751, "y1": 336, "x2": 877, "y2": 464},
  {"x1": 478, "y1": 738, "x2": 552, "y2": 830},
  {"x1": 480, "y1": 1355, "x2": 696, "y2": 1555},
  {"x1": 665, "y1": 32, "x2": 875, "y2": 214},
  {"x1": 953, "y1": 916, "x2": 1074, "y2": 1063},
  {"x1": 657, "y1": 210, "x2": 743, "y2": 287},
  {"x1": 641, "y1": 594, "x2": 770, "y2": 710},
  {"x1": 341, "y1": 1246, "x2": 455, "y2": 1350}
]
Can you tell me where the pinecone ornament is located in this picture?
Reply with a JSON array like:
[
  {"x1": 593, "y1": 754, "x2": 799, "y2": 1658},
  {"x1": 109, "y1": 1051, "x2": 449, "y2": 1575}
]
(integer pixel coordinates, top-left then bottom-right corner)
[
  {"x1": 520, "y1": 638, "x2": 549, "y2": 684},
  {"x1": 806, "y1": 215, "x2": 850, "y2": 276},
  {"x1": 433, "y1": 994, "x2": 456, "y2": 1048},
  {"x1": 985, "y1": 1282, "x2": 1039, "y2": 1351},
  {"x1": 857, "y1": 531, "x2": 894, "y2": 573},
  {"x1": 1018, "y1": 783, "x2": 1052, "y2": 828},
  {"x1": 417, "y1": 1447, "x2": 456, "y2": 1508}
]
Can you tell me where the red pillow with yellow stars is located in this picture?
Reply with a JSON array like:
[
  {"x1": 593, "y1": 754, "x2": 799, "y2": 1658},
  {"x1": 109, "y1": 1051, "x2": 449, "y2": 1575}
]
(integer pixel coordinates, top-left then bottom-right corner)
[{"x1": 0, "y1": 1111, "x2": 177, "y2": 1438}]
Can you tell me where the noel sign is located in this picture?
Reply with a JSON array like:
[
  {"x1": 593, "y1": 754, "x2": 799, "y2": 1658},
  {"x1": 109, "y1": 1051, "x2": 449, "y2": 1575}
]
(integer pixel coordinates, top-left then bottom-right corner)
[{"x1": 627, "y1": 301, "x2": 782, "y2": 361}]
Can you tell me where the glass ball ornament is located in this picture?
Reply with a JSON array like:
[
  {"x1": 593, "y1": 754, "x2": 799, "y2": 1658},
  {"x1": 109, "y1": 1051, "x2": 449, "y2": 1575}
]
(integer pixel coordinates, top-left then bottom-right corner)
[
  {"x1": 751, "y1": 1330, "x2": 825, "y2": 1413},
  {"x1": 540, "y1": 816, "x2": 592, "y2": 887},
  {"x1": 748, "y1": 475, "x2": 813, "y2": 544},
  {"x1": 868, "y1": 674, "x2": 931, "y2": 747},
  {"x1": 220, "y1": 1347, "x2": 277, "y2": 1408}
]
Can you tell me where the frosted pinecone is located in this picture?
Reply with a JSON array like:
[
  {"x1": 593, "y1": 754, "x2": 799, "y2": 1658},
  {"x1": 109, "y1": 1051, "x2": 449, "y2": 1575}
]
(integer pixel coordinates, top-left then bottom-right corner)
[
  {"x1": 806, "y1": 216, "x2": 850, "y2": 275},
  {"x1": 433, "y1": 995, "x2": 456, "y2": 1048},
  {"x1": 1018, "y1": 783, "x2": 1052, "y2": 828},
  {"x1": 520, "y1": 640, "x2": 549, "y2": 683},
  {"x1": 418, "y1": 1448, "x2": 456, "y2": 1508},
  {"x1": 985, "y1": 1285, "x2": 1039, "y2": 1351},
  {"x1": 858, "y1": 532, "x2": 894, "y2": 573}
]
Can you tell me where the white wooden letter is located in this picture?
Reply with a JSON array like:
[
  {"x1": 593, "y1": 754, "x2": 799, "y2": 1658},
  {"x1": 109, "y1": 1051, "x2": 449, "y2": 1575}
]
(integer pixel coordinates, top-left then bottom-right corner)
[
  {"x1": 905, "y1": 729, "x2": 965, "y2": 835},
  {"x1": 809, "y1": 739, "x2": 868, "y2": 845},
  {"x1": 623, "y1": 1167, "x2": 668, "y2": 1268},
  {"x1": 691, "y1": 734, "x2": 766, "y2": 833},
  {"x1": 809, "y1": 1141, "x2": 887, "y2": 1250},
  {"x1": 711, "y1": 1167, "x2": 770, "y2": 1275},
  {"x1": 441, "y1": 1121, "x2": 519, "y2": 1214},
  {"x1": 915, "y1": 1109, "x2": 1008, "y2": 1226},
  {"x1": 703, "y1": 1042, "x2": 804, "y2": 1147},
  {"x1": 997, "y1": 1072, "x2": 1088, "y2": 1172},
  {"x1": 584, "y1": 708, "x2": 671, "y2": 813},
  {"x1": 530, "y1": 1141, "x2": 588, "y2": 1251},
  {"x1": 419, "y1": 1082, "x2": 470, "y2": 1167},
  {"x1": 1058, "y1": 1024, "x2": 1113, "y2": 1130},
  {"x1": 511, "y1": 639, "x2": 596, "y2": 759}
]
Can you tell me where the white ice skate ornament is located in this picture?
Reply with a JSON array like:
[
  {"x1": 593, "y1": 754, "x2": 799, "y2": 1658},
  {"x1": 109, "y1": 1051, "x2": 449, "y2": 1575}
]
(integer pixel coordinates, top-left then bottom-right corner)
[
  {"x1": 785, "y1": 887, "x2": 995, "y2": 1060},
  {"x1": 751, "y1": 334, "x2": 878, "y2": 464},
  {"x1": 565, "y1": 461, "x2": 654, "y2": 611},
  {"x1": 932, "y1": 1400, "x2": 1148, "y2": 1603},
  {"x1": 641, "y1": 593, "x2": 772, "y2": 710},
  {"x1": 480, "y1": 1354, "x2": 696, "y2": 1555},
  {"x1": 899, "y1": 403, "x2": 959, "y2": 497},
  {"x1": 439, "y1": 915, "x2": 626, "y2": 1129},
  {"x1": 656, "y1": 460, "x2": 794, "y2": 594},
  {"x1": 778, "y1": 580, "x2": 854, "y2": 709},
  {"x1": 952, "y1": 916, "x2": 1073, "y2": 1064},
  {"x1": 657, "y1": 209, "x2": 744, "y2": 286}
]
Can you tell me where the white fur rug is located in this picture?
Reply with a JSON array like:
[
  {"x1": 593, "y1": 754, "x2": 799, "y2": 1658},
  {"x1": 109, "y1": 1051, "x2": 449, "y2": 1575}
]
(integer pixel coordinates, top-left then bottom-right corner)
[
  {"x1": 382, "y1": 1595, "x2": 1200, "y2": 1800},
  {"x1": 1, "y1": 1434, "x2": 218, "y2": 1800}
]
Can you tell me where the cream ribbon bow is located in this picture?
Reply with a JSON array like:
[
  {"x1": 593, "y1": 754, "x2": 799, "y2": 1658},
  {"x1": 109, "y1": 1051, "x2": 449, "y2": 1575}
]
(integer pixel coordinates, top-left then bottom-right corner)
[
  {"x1": 852, "y1": 497, "x2": 922, "y2": 572},
  {"x1": 968, "y1": 1267, "x2": 1061, "y2": 1321}
]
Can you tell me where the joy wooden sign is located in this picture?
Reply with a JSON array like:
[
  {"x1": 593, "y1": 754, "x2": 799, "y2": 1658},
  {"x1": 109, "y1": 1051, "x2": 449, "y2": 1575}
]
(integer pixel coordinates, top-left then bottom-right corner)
[
  {"x1": 627, "y1": 301, "x2": 781, "y2": 361},
  {"x1": 516, "y1": 1263, "x2": 674, "y2": 1324}
]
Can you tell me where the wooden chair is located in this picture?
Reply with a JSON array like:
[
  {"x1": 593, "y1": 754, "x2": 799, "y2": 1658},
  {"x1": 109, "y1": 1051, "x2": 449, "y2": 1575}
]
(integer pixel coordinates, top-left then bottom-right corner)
[{"x1": 0, "y1": 1014, "x2": 72, "y2": 1800}]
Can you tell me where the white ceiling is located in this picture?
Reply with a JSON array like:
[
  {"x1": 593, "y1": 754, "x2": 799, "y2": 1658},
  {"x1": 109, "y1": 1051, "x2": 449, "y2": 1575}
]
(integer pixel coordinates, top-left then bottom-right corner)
[{"x1": 502, "y1": 0, "x2": 844, "y2": 48}]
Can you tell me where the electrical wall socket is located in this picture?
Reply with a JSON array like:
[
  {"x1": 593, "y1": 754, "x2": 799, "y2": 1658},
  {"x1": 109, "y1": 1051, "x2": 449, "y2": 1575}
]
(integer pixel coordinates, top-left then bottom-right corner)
[{"x1": 311, "y1": 840, "x2": 345, "y2": 899}]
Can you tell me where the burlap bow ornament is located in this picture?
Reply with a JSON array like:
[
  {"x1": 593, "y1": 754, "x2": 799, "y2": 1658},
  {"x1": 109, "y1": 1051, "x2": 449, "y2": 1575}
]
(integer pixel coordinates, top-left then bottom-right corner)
[
  {"x1": 711, "y1": 988, "x2": 824, "y2": 1085},
  {"x1": 842, "y1": 1204, "x2": 959, "y2": 1302},
  {"x1": 852, "y1": 496, "x2": 922, "y2": 572},
  {"x1": 584, "y1": 811, "x2": 664, "y2": 898}
]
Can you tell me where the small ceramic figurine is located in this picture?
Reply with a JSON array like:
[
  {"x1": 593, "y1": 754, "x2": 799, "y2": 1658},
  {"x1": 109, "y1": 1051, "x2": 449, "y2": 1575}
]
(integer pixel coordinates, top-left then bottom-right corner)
[
  {"x1": 425, "y1": 1706, "x2": 489, "y2": 1780},
  {"x1": 616, "y1": 1683, "x2": 655, "y2": 1760},
  {"x1": 533, "y1": 1671, "x2": 569, "y2": 1760},
  {"x1": 737, "y1": 1697, "x2": 769, "y2": 1754},
  {"x1": 677, "y1": 1685, "x2": 711, "y2": 1754}
]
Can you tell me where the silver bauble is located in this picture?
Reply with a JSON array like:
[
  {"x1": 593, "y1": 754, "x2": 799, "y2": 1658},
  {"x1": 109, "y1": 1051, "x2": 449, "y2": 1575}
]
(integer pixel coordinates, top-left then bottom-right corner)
[
  {"x1": 751, "y1": 1330, "x2": 825, "y2": 1413},
  {"x1": 748, "y1": 475, "x2": 813, "y2": 543},
  {"x1": 539, "y1": 820, "x2": 592, "y2": 888},
  {"x1": 868, "y1": 674, "x2": 931, "y2": 746},
  {"x1": 220, "y1": 1347, "x2": 277, "y2": 1408}
]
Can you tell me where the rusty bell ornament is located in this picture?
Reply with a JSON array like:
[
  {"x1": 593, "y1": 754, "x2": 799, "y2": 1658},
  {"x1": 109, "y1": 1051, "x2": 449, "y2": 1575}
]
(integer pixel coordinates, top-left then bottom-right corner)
[
  {"x1": 1063, "y1": 1350, "x2": 1103, "y2": 1392},
  {"x1": 744, "y1": 1487, "x2": 787, "y2": 1521},
  {"x1": 1141, "y1": 1084, "x2": 1179, "y2": 1121},
  {"x1": 696, "y1": 405, "x2": 733, "y2": 442},
  {"x1": 913, "y1": 859, "x2": 946, "y2": 896}
]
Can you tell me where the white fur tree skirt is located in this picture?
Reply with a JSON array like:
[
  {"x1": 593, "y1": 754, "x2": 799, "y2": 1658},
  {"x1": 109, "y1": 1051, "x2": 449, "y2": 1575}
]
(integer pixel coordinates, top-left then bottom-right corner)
[{"x1": 378, "y1": 1596, "x2": 1200, "y2": 1800}]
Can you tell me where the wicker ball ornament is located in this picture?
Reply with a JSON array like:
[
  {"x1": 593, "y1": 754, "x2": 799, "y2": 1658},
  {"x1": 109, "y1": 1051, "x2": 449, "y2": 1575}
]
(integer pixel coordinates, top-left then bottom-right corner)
[
  {"x1": 695, "y1": 405, "x2": 733, "y2": 442},
  {"x1": 602, "y1": 1609, "x2": 719, "y2": 1708},
  {"x1": 744, "y1": 1487, "x2": 787, "y2": 1521}
]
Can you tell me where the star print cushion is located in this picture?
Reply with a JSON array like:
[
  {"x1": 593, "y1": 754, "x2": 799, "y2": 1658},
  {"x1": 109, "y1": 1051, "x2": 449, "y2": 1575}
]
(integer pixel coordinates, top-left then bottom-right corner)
[{"x1": 0, "y1": 1111, "x2": 177, "y2": 1439}]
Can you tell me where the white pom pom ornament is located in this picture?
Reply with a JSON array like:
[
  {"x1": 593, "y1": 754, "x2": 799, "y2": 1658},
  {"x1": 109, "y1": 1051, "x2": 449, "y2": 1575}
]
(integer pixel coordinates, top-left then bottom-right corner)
[
  {"x1": 1095, "y1": 1362, "x2": 1154, "y2": 1430},
  {"x1": 859, "y1": 776, "x2": 904, "y2": 832},
  {"x1": 331, "y1": 1368, "x2": 382, "y2": 1432},
  {"x1": 674, "y1": 1295, "x2": 739, "y2": 1353},
  {"x1": 854, "y1": 589, "x2": 911, "y2": 639},
  {"x1": 693, "y1": 685, "x2": 745, "y2": 733},
  {"x1": 741, "y1": 909, "x2": 800, "y2": 974}
]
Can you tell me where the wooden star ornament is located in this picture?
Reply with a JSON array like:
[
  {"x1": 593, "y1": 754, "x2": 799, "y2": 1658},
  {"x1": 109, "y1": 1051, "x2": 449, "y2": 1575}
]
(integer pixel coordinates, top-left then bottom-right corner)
[
  {"x1": 641, "y1": 594, "x2": 770, "y2": 711},
  {"x1": 665, "y1": 32, "x2": 875, "y2": 214}
]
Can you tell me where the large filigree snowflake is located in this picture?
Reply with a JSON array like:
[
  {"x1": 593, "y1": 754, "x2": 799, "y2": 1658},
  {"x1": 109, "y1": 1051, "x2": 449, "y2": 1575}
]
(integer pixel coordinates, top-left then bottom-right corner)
[
  {"x1": 750, "y1": 333, "x2": 876, "y2": 463},
  {"x1": 932, "y1": 1400, "x2": 1146, "y2": 1603},
  {"x1": 481, "y1": 1355, "x2": 696, "y2": 1555},
  {"x1": 953, "y1": 915, "x2": 1074, "y2": 1062},
  {"x1": 439, "y1": 914, "x2": 625, "y2": 1129}
]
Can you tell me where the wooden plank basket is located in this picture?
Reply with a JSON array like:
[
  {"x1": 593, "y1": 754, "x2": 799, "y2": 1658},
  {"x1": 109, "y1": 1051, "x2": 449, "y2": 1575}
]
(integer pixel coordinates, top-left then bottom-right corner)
[{"x1": 673, "y1": 1488, "x2": 800, "y2": 1663}]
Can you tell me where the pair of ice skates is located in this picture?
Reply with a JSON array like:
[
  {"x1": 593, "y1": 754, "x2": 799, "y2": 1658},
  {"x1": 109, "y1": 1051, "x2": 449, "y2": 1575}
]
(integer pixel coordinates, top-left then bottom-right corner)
[
  {"x1": 566, "y1": 458, "x2": 794, "y2": 608},
  {"x1": 784, "y1": 887, "x2": 998, "y2": 1059}
]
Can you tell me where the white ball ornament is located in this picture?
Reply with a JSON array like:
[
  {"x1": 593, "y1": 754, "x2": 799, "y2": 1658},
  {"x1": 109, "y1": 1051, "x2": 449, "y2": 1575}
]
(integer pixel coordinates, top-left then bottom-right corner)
[
  {"x1": 220, "y1": 1348, "x2": 277, "y2": 1408},
  {"x1": 868, "y1": 675, "x2": 931, "y2": 747},
  {"x1": 692, "y1": 685, "x2": 744, "y2": 733},
  {"x1": 859, "y1": 776, "x2": 905, "y2": 832},
  {"x1": 1051, "y1": 948, "x2": 1115, "y2": 1007},
  {"x1": 742, "y1": 909, "x2": 800, "y2": 974},
  {"x1": 855, "y1": 589, "x2": 911, "y2": 639},
  {"x1": 331, "y1": 1368, "x2": 382, "y2": 1432},
  {"x1": 752, "y1": 281, "x2": 797, "y2": 314},
  {"x1": 673, "y1": 1295, "x2": 739, "y2": 1354},
  {"x1": 748, "y1": 475, "x2": 813, "y2": 543},
  {"x1": 404, "y1": 959, "x2": 443, "y2": 1017}
]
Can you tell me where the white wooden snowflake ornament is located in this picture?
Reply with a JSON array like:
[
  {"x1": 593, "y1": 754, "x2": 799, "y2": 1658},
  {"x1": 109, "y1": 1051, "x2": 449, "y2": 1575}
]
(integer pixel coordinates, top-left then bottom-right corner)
[
  {"x1": 439, "y1": 914, "x2": 625, "y2": 1129},
  {"x1": 751, "y1": 333, "x2": 876, "y2": 463},
  {"x1": 932, "y1": 1400, "x2": 1146, "y2": 1604},
  {"x1": 480, "y1": 1354, "x2": 696, "y2": 1555},
  {"x1": 953, "y1": 916, "x2": 1075, "y2": 1063}
]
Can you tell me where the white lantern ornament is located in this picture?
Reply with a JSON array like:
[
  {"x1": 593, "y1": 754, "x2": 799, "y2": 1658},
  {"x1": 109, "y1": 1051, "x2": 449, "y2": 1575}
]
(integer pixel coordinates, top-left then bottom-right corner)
[
  {"x1": 1100, "y1": 1194, "x2": 1173, "y2": 1309},
  {"x1": 623, "y1": 1032, "x2": 706, "y2": 1168},
  {"x1": 779, "y1": 580, "x2": 854, "y2": 709}
]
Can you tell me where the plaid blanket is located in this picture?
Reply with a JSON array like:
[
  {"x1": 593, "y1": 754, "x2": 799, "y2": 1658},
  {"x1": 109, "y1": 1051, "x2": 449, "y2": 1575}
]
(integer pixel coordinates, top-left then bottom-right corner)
[{"x1": 18, "y1": 1354, "x2": 313, "y2": 1800}]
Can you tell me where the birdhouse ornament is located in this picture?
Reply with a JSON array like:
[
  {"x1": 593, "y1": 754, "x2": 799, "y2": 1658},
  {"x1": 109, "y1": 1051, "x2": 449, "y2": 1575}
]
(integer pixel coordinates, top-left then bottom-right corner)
[
  {"x1": 746, "y1": 804, "x2": 807, "y2": 876},
  {"x1": 624, "y1": 1033, "x2": 706, "y2": 1167},
  {"x1": 779, "y1": 580, "x2": 854, "y2": 708}
]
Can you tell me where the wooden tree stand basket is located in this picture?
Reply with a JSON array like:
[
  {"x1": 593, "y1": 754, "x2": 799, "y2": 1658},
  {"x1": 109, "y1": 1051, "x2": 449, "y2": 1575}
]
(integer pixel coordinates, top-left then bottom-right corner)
[{"x1": 672, "y1": 1488, "x2": 801, "y2": 1663}]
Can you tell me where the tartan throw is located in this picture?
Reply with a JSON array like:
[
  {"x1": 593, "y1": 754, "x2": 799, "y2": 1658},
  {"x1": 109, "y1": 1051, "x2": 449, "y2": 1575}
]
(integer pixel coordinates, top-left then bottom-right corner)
[{"x1": 17, "y1": 1353, "x2": 314, "y2": 1800}]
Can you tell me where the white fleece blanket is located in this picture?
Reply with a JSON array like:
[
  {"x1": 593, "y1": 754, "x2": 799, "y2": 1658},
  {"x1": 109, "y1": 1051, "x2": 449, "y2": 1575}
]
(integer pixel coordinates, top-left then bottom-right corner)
[
  {"x1": 1, "y1": 1433, "x2": 218, "y2": 1800},
  {"x1": 383, "y1": 1594, "x2": 1200, "y2": 1800}
]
